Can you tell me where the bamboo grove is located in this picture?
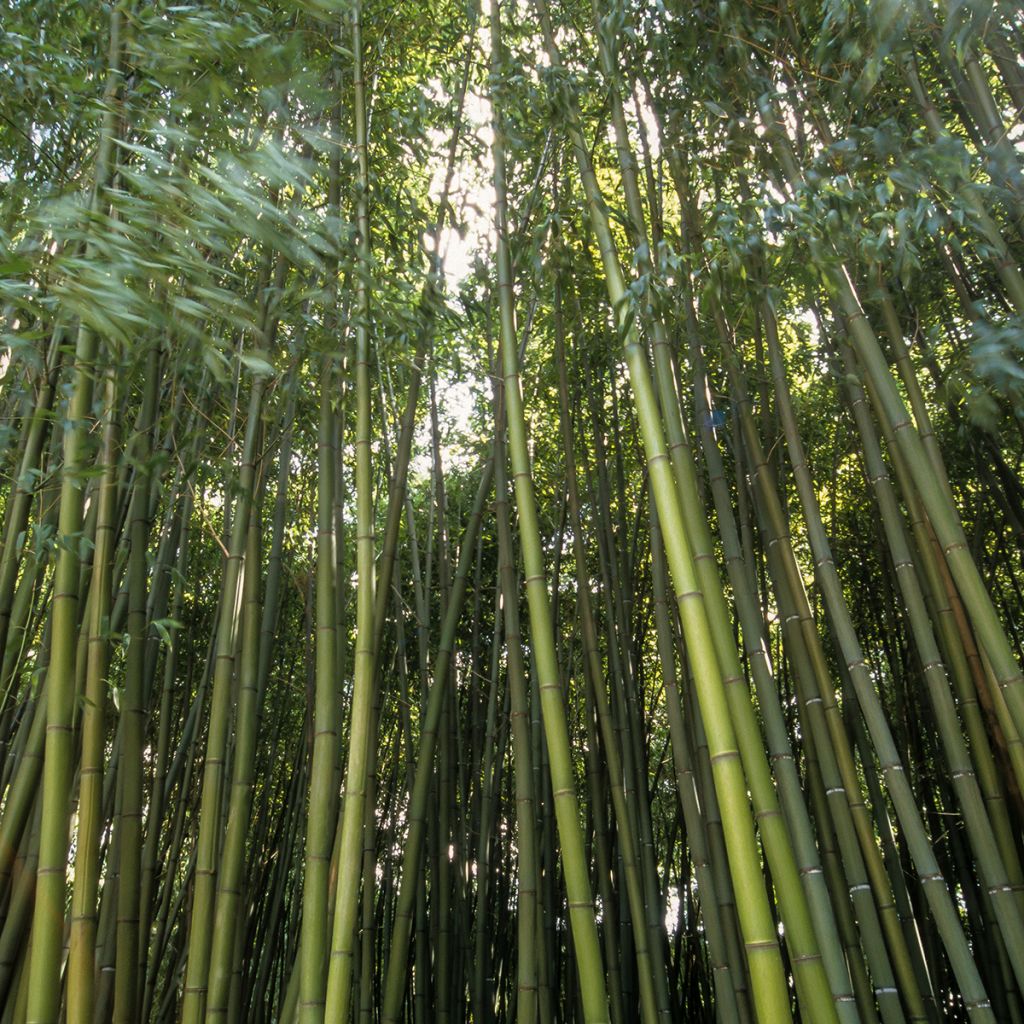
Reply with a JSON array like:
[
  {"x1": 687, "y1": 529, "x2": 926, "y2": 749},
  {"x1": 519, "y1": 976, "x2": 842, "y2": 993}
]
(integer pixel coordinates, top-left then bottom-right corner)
[{"x1": 1, "y1": 0, "x2": 1024, "y2": 1020}]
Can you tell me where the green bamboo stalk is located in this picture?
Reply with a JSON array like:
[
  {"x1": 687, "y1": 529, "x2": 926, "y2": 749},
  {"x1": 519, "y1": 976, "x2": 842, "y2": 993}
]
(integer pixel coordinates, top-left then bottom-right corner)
[
  {"x1": 551, "y1": 259, "x2": 666, "y2": 1024},
  {"x1": 113, "y1": 344, "x2": 162, "y2": 1024},
  {"x1": 322, "y1": 6, "x2": 377, "y2": 1018},
  {"x1": 487, "y1": 5, "x2": 609, "y2": 1020},
  {"x1": 180, "y1": 327, "x2": 272, "y2": 1024},
  {"x1": 25, "y1": 8, "x2": 124, "y2": 1017},
  {"x1": 66, "y1": 358, "x2": 118, "y2": 1024},
  {"x1": 206, "y1": 508, "x2": 264, "y2": 1020}
]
